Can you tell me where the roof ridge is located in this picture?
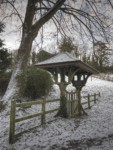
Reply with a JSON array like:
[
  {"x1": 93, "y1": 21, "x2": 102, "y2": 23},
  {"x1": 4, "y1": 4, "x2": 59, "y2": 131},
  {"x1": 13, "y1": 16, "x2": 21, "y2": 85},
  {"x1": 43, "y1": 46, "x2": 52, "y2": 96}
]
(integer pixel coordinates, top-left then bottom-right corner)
[{"x1": 65, "y1": 52, "x2": 77, "y2": 60}]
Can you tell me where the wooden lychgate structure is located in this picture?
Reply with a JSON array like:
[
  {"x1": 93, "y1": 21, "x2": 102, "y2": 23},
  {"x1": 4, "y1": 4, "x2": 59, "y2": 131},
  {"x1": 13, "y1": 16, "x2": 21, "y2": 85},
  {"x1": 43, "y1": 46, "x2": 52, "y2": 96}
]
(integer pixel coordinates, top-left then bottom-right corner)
[{"x1": 35, "y1": 52, "x2": 99, "y2": 117}]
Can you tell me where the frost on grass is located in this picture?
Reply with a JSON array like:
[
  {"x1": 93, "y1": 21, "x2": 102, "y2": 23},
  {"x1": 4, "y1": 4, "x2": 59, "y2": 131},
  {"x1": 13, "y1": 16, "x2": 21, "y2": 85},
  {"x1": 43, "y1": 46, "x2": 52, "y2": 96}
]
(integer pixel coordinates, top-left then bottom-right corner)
[{"x1": 0, "y1": 77, "x2": 113, "y2": 149}]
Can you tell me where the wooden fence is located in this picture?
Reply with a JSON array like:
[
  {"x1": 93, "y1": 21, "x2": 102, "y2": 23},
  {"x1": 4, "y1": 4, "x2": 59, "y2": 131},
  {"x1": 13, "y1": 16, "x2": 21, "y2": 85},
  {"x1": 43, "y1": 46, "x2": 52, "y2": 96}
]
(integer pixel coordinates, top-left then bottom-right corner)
[
  {"x1": 9, "y1": 98, "x2": 60, "y2": 144},
  {"x1": 9, "y1": 92, "x2": 100, "y2": 144}
]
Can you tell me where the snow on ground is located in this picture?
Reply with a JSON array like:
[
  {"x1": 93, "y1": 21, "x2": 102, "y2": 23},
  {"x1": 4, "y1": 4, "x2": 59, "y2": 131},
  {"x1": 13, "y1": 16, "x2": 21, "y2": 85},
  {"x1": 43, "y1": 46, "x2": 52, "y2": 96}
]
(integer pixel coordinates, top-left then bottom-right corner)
[
  {"x1": 0, "y1": 77, "x2": 113, "y2": 150},
  {"x1": 94, "y1": 73, "x2": 113, "y2": 82}
]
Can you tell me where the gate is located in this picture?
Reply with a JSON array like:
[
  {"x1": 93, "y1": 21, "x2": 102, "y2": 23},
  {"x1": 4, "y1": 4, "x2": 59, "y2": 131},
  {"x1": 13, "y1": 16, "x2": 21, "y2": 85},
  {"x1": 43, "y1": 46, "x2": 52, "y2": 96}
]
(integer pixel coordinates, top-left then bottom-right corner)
[{"x1": 65, "y1": 91, "x2": 78, "y2": 117}]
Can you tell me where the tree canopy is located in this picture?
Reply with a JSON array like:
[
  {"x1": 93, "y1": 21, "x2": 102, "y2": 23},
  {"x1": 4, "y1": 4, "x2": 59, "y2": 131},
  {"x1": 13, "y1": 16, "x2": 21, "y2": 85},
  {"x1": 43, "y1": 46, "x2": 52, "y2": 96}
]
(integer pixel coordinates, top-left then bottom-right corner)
[
  {"x1": 93, "y1": 41, "x2": 111, "y2": 67},
  {"x1": 58, "y1": 37, "x2": 80, "y2": 57}
]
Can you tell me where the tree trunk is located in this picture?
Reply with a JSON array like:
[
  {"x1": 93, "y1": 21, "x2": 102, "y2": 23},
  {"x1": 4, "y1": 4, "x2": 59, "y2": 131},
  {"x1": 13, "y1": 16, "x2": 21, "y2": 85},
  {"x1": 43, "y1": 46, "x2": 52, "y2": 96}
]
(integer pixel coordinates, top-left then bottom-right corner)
[
  {"x1": 1, "y1": 35, "x2": 33, "y2": 105},
  {"x1": 56, "y1": 83, "x2": 68, "y2": 118}
]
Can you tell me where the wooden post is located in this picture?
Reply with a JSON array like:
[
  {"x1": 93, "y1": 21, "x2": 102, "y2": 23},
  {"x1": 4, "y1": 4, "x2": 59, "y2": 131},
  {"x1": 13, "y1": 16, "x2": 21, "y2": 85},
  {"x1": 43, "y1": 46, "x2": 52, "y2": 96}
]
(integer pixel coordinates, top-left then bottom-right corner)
[
  {"x1": 67, "y1": 92, "x2": 71, "y2": 117},
  {"x1": 54, "y1": 72, "x2": 58, "y2": 83},
  {"x1": 9, "y1": 100, "x2": 16, "y2": 144},
  {"x1": 88, "y1": 94, "x2": 90, "y2": 109},
  {"x1": 69, "y1": 92, "x2": 71, "y2": 117},
  {"x1": 41, "y1": 99, "x2": 46, "y2": 125},
  {"x1": 71, "y1": 91, "x2": 73, "y2": 116},
  {"x1": 99, "y1": 92, "x2": 100, "y2": 97},
  {"x1": 56, "y1": 82, "x2": 68, "y2": 118},
  {"x1": 94, "y1": 93, "x2": 96, "y2": 104},
  {"x1": 77, "y1": 88, "x2": 81, "y2": 116}
]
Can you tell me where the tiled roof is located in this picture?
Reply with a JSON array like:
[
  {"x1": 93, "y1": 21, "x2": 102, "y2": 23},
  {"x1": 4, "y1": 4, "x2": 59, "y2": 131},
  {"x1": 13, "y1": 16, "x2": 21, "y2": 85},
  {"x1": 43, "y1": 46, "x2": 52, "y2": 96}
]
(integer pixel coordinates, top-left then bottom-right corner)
[
  {"x1": 35, "y1": 52, "x2": 79, "y2": 65},
  {"x1": 35, "y1": 52, "x2": 99, "y2": 74}
]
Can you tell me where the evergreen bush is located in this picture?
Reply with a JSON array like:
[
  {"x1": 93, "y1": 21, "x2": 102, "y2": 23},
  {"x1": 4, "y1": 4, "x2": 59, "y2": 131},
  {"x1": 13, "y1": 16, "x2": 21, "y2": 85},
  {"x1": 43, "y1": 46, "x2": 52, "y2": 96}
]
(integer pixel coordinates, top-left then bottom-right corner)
[
  {"x1": 0, "y1": 72, "x2": 12, "y2": 94},
  {"x1": 19, "y1": 67, "x2": 53, "y2": 99}
]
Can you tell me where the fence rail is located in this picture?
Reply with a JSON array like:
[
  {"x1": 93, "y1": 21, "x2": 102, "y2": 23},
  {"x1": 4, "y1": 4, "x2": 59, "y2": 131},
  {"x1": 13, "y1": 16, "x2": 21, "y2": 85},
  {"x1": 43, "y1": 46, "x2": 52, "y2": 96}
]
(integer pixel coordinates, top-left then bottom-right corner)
[{"x1": 9, "y1": 98, "x2": 60, "y2": 144}]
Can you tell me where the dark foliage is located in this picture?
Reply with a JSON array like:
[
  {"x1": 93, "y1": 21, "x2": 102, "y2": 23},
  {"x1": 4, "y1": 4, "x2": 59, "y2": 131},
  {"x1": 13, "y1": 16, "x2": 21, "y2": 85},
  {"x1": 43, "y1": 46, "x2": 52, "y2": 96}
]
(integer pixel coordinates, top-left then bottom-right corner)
[
  {"x1": 0, "y1": 21, "x2": 12, "y2": 73},
  {"x1": 58, "y1": 37, "x2": 79, "y2": 57},
  {"x1": 0, "y1": 72, "x2": 12, "y2": 94},
  {"x1": 37, "y1": 50, "x2": 55, "y2": 62},
  {"x1": 0, "y1": 48, "x2": 12, "y2": 73},
  {"x1": 19, "y1": 67, "x2": 53, "y2": 99}
]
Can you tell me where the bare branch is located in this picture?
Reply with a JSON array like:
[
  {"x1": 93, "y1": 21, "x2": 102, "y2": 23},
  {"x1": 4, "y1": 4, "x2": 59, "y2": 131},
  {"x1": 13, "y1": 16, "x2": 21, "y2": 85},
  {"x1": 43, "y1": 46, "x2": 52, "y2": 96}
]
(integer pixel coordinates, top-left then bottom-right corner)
[
  {"x1": 107, "y1": 0, "x2": 113, "y2": 9},
  {"x1": 6, "y1": 0, "x2": 23, "y2": 24},
  {"x1": 31, "y1": 0, "x2": 66, "y2": 38}
]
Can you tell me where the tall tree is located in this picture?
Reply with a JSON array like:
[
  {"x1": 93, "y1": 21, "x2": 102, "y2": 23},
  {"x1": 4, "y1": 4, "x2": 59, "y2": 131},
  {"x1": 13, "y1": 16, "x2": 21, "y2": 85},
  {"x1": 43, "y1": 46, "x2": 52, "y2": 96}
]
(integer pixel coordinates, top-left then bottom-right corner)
[
  {"x1": 0, "y1": 0, "x2": 113, "y2": 116},
  {"x1": 58, "y1": 37, "x2": 79, "y2": 57},
  {"x1": 93, "y1": 41, "x2": 111, "y2": 67}
]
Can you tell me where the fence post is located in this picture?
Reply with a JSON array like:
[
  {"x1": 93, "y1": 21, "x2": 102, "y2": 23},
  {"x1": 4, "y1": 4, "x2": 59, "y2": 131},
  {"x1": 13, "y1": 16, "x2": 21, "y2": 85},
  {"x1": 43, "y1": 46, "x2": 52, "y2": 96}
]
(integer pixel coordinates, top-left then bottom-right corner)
[
  {"x1": 9, "y1": 100, "x2": 16, "y2": 144},
  {"x1": 94, "y1": 93, "x2": 96, "y2": 104},
  {"x1": 41, "y1": 99, "x2": 46, "y2": 125},
  {"x1": 88, "y1": 94, "x2": 90, "y2": 109},
  {"x1": 98, "y1": 92, "x2": 100, "y2": 97}
]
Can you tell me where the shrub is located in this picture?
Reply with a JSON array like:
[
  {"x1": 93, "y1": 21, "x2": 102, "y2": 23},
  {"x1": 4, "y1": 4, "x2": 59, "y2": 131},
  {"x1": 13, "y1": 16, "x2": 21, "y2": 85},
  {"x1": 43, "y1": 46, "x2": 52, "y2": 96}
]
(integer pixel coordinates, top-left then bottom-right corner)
[
  {"x1": 0, "y1": 72, "x2": 12, "y2": 94},
  {"x1": 36, "y1": 50, "x2": 55, "y2": 62},
  {"x1": 19, "y1": 67, "x2": 53, "y2": 99}
]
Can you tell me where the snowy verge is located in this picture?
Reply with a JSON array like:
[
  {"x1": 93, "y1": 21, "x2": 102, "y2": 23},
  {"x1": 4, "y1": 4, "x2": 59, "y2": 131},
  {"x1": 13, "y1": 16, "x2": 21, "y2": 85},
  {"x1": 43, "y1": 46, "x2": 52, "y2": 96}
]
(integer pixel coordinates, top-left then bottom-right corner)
[{"x1": 0, "y1": 77, "x2": 113, "y2": 150}]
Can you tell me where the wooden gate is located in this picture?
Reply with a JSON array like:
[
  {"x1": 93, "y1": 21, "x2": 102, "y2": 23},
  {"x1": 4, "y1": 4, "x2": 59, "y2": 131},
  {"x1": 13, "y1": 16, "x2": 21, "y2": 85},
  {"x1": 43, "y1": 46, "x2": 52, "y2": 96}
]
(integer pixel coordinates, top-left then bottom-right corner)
[
  {"x1": 65, "y1": 91, "x2": 100, "y2": 117},
  {"x1": 65, "y1": 91, "x2": 78, "y2": 117}
]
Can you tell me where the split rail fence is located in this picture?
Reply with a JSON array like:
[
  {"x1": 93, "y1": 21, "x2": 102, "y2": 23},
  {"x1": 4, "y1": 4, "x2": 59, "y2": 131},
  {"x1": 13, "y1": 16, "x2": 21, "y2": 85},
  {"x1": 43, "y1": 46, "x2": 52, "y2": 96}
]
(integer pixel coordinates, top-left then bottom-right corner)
[
  {"x1": 9, "y1": 98, "x2": 60, "y2": 144},
  {"x1": 9, "y1": 92, "x2": 100, "y2": 144}
]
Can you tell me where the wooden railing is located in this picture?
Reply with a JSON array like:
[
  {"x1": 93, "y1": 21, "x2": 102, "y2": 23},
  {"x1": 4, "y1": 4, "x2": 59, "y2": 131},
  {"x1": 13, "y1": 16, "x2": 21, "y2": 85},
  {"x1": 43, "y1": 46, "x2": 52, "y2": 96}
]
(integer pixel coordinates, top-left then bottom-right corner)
[
  {"x1": 9, "y1": 99, "x2": 60, "y2": 144},
  {"x1": 81, "y1": 92, "x2": 100, "y2": 109},
  {"x1": 9, "y1": 92, "x2": 100, "y2": 144}
]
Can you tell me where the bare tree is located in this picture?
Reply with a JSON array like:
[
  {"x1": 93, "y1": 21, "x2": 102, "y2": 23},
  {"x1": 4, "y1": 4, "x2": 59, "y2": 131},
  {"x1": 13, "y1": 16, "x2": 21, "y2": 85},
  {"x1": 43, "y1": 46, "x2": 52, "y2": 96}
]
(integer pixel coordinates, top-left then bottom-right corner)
[{"x1": 0, "y1": 0, "x2": 113, "y2": 115}]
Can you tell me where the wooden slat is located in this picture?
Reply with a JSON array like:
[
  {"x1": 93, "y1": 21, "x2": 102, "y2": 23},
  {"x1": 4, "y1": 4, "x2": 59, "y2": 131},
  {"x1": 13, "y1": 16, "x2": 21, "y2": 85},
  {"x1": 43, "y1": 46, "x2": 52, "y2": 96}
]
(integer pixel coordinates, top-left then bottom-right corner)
[
  {"x1": 16, "y1": 99, "x2": 60, "y2": 108},
  {"x1": 45, "y1": 108, "x2": 59, "y2": 114},
  {"x1": 15, "y1": 112, "x2": 43, "y2": 123},
  {"x1": 16, "y1": 100, "x2": 42, "y2": 107},
  {"x1": 88, "y1": 94, "x2": 90, "y2": 109},
  {"x1": 9, "y1": 100, "x2": 16, "y2": 144},
  {"x1": 81, "y1": 101, "x2": 88, "y2": 105},
  {"x1": 41, "y1": 99, "x2": 46, "y2": 125},
  {"x1": 45, "y1": 99, "x2": 60, "y2": 103}
]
